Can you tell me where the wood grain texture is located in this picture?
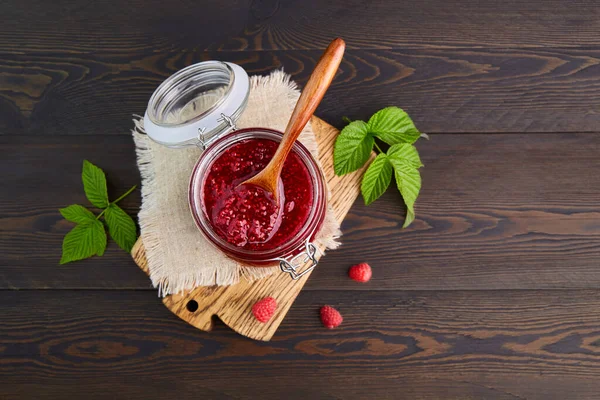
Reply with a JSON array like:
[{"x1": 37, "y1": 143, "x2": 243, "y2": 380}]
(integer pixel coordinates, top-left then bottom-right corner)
[
  {"x1": 3, "y1": 133, "x2": 600, "y2": 291},
  {"x1": 2, "y1": 0, "x2": 600, "y2": 52},
  {"x1": 3, "y1": 1, "x2": 600, "y2": 395},
  {"x1": 4, "y1": 48, "x2": 600, "y2": 135},
  {"x1": 132, "y1": 116, "x2": 370, "y2": 340},
  {"x1": 2, "y1": 289, "x2": 600, "y2": 399},
  {"x1": 212, "y1": 0, "x2": 600, "y2": 50}
]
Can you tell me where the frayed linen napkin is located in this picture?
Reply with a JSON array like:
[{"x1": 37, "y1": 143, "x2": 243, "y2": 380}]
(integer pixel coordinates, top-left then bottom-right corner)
[{"x1": 132, "y1": 70, "x2": 341, "y2": 296}]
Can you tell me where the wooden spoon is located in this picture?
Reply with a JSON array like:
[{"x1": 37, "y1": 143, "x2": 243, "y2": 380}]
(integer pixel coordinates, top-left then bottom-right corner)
[{"x1": 241, "y1": 37, "x2": 346, "y2": 200}]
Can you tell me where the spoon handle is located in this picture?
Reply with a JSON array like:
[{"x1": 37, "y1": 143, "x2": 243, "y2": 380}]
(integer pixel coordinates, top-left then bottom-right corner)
[{"x1": 271, "y1": 38, "x2": 346, "y2": 174}]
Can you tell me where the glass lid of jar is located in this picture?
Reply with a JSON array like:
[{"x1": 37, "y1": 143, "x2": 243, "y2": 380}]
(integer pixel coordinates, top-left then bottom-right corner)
[{"x1": 143, "y1": 61, "x2": 249, "y2": 149}]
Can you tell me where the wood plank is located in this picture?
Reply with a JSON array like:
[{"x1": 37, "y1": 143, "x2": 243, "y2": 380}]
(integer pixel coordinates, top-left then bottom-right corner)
[
  {"x1": 2, "y1": 289, "x2": 600, "y2": 399},
  {"x1": 213, "y1": 0, "x2": 600, "y2": 50},
  {"x1": 2, "y1": 133, "x2": 600, "y2": 290},
  {"x1": 2, "y1": 0, "x2": 600, "y2": 52},
  {"x1": 3, "y1": 48, "x2": 600, "y2": 135},
  {"x1": 2, "y1": 377, "x2": 542, "y2": 400}
]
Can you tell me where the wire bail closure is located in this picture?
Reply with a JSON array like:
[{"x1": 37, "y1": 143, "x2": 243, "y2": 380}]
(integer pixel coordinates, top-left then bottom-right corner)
[
  {"x1": 278, "y1": 241, "x2": 319, "y2": 280},
  {"x1": 196, "y1": 113, "x2": 237, "y2": 150}
]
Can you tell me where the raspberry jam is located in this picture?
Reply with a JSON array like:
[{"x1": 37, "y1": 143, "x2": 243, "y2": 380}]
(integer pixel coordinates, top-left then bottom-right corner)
[
  {"x1": 201, "y1": 138, "x2": 314, "y2": 250},
  {"x1": 190, "y1": 128, "x2": 326, "y2": 266}
]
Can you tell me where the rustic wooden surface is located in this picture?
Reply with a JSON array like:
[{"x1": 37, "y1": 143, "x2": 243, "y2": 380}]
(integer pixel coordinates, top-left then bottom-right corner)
[
  {"x1": 2, "y1": 0, "x2": 600, "y2": 398},
  {"x1": 132, "y1": 116, "x2": 370, "y2": 341}
]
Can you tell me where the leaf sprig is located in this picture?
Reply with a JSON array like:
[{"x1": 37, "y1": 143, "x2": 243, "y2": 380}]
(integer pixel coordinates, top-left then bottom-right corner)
[
  {"x1": 60, "y1": 160, "x2": 138, "y2": 264},
  {"x1": 334, "y1": 107, "x2": 425, "y2": 228}
]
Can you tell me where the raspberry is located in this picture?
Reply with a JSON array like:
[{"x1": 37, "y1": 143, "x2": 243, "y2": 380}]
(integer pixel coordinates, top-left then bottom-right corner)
[
  {"x1": 348, "y1": 262, "x2": 372, "y2": 282},
  {"x1": 252, "y1": 297, "x2": 277, "y2": 323},
  {"x1": 320, "y1": 305, "x2": 343, "y2": 329}
]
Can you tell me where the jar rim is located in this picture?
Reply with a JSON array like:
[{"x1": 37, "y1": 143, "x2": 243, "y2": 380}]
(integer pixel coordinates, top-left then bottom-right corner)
[
  {"x1": 188, "y1": 128, "x2": 327, "y2": 263},
  {"x1": 143, "y1": 61, "x2": 249, "y2": 149},
  {"x1": 147, "y1": 61, "x2": 234, "y2": 127}
]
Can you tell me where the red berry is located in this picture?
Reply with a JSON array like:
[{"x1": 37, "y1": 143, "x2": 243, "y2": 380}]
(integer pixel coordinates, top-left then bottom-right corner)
[
  {"x1": 320, "y1": 305, "x2": 343, "y2": 329},
  {"x1": 252, "y1": 297, "x2": 277, "y2": 323},
  {"x1": 348, "y1": 262, "x2": 372, "y2": 282}
]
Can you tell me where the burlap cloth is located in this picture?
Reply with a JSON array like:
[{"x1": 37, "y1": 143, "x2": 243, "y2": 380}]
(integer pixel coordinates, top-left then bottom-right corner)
[{"x1": 132, "y1": 70, "x2": 341, "y2": 296}]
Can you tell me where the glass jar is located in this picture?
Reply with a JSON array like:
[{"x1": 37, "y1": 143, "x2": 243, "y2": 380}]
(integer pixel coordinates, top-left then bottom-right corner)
[
  {"x1": 143, "y1": 61, "x2": 249, "y2": 149},
  {"x1": 188, "y1": 128, "x2": 326, "y2": 278}
]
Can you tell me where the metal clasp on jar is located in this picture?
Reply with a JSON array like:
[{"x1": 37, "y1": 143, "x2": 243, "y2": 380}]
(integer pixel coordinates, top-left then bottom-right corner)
[
  {"x1": 278, "y1": 241, "x2": 319, "y2": 280},
  {"x1": 196, "y1": 113, "x2": 237, "y2": 150}
]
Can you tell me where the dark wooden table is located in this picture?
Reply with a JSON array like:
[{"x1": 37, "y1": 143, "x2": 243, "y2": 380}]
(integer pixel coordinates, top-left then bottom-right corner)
[{"x1": 3, "y1": 1, "x2": 600, "y2": 398}]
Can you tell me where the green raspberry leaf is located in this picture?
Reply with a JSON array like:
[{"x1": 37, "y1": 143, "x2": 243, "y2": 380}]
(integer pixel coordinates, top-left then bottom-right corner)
[
  {"x1": 387, "y1": 143, "x2": 423, "y2": 169},
  {"x1": 60, "y1": 220, "x2": 107, "y2": 264},
  {"x1": 361, "y1": 154, "x2": 393, "y2": 205},
  {"x1": 368, "y1": 106, "x2": 421, "y2": 145},
  {"x1": 392, "y1": 161, "x2": 422, "y2": 228},
  {"x1": 334, "y1": 120, "x2": 374, "y2": 176},
  {"x1": 60, "y1": 204, "x2": 96, "y2": 224},
  {"x1": 82, "y1": 160, "x2": 109, "y2": 208},
  {"x1": 104, "y1": 204, "x2": 137, "y2": 253}
]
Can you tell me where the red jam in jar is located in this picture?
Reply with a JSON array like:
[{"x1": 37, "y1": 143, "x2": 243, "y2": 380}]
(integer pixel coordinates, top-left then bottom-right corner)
[{"x1": 201, "y1": 138, "x2": 314, "y2": 251}]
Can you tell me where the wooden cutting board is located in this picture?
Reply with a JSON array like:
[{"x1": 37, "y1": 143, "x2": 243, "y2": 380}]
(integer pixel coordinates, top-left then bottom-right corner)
[{"x1": 131, "y1": 116, "x2": 370, "y2": 341}]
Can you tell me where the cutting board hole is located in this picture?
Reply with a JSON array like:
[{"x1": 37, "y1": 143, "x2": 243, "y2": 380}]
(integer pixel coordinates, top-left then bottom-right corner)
[{"x1": 186, "y1": 300, "x2": 199, "y2": 312}]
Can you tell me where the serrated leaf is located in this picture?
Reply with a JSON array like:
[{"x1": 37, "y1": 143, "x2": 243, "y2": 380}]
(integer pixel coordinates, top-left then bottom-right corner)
[
  {"x1": 393, "y1": 161, "x2": 421, "y2": 228},
  {"x1": 368, "y1": 106, "x2": 421, "y2": 145},
  {"x1": 361, "y1": 154, "x2": 393, "y2": 205},
  {"x1": 387, "y1": 143, "x2": 423, "y2": 169},
  {"x1": 60, "y1": 220, "x2": 107, "y2": 264},
  {"x1": 104, "y1": 204, "x2": 137, "y2": 253},
  {"x1": 60, "y1": 204, "x2": 96, "y2": 224},
  {"x1": 334, "y1": 120, "x2": 374, "y2": 175},
  {"x1": 82, "y1": 160, "x2": 109, "y2": 208}
]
